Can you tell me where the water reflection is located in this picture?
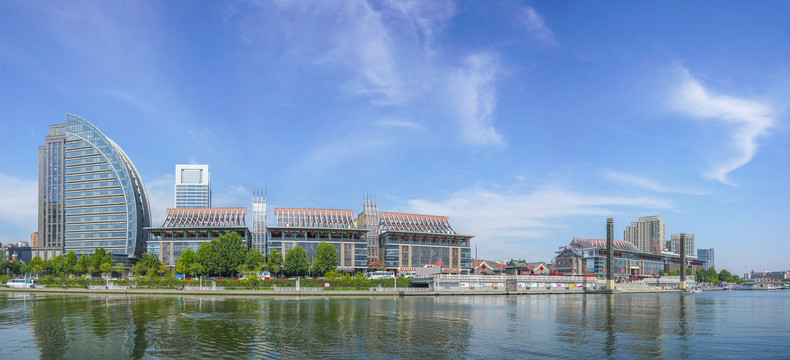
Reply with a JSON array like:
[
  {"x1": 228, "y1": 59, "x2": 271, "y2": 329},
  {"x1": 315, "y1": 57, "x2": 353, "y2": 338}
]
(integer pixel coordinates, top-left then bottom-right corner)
[{"x1": 4, "y1": 291, "x2": 788, "y2": 359}]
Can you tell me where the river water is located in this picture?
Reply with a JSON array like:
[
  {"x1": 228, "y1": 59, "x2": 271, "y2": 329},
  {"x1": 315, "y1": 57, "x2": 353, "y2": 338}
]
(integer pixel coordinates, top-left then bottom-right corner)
[{"x1": 0, "y1": 290, "x2": 787, "y2": 359}]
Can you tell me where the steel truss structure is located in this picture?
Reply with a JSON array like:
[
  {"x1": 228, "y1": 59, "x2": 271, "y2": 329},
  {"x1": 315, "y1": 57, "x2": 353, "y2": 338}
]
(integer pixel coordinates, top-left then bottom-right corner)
[
  {"x1": 274, "y1": 208, "x2": 356, "y2": 229},
  {"x1": 378, "y1": 212, "x2": 457, "y2": 235},
  {"x1": 161, "y1": 207, "x2": 246, "y2": 227}
]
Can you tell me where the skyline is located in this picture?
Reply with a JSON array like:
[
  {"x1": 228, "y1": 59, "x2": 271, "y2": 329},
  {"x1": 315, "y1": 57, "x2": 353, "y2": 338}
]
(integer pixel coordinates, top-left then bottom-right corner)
[{"x1": 0, "y1": 1, "x2": 788, "y2": 272}]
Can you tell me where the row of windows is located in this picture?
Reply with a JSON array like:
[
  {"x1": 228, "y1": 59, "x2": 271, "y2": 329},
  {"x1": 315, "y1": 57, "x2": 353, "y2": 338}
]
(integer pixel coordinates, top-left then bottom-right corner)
[
  {"x1": 66, "y1": 171, "x2": 115, "y2": 182},
  {"x1": 66, "y1": 214, "x2": 126, "y2": 223},
  {"x1": 65, "y1": 205, "x2": 126, "y2": 215},
  {"x1": 64, "y1": 155, "x2": 106, "y2": 166},
  {"x1": 66, "y1": 188, "x2": 125, "y2": 199},
  {"x1": 65, "y1": 196, "x2": 125, "y2": 207},
  {"x1": 65, "y1": 222, "x2": 126, "y2": 231},
  {"x1": 65, "y1": 180, "x2": 121, "y2": 191},
  {"x1": 65, "y1": 139, "x2": 90, "y2": 149},
  {"x1": 65, "y1": 148, "x2": 101, "y2": 158},
  {"x1": 66, "y1": 163, "x2": 112, "y2": 173},
  {"x1": 65, "y1": 240, "x2": 126, "y2": 248},
  {"x1": 65, "y1": 231, "x2": 126, "y2": 240}
]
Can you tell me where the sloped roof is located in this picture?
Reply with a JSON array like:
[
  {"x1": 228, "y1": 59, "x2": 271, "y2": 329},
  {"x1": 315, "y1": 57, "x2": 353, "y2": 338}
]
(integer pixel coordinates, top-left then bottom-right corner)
[{"x1": 570, "y1": 237, "x2": 640, "y2": 252}]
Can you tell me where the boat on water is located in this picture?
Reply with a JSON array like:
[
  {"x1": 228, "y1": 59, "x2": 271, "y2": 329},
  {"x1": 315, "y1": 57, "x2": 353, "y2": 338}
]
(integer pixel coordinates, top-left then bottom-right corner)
[{"x1": 688, "y1": 288, "x2": 702, "y2": 294}]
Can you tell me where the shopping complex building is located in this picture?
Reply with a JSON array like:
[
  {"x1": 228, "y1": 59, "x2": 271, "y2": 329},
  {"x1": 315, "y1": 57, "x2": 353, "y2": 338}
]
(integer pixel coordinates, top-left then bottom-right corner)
[
  {"x1": 36, "y1": 114, "x2": 151, "y2": 263},
  {"x1": 266, "y1": 208, "x2": 369, "y2": 271},
  {"x1": 553, "y1": 237, "x2": 705, "y2": 277},
  {"x1": 145, "y1": 207, "x2": 250, "y2": 267}
]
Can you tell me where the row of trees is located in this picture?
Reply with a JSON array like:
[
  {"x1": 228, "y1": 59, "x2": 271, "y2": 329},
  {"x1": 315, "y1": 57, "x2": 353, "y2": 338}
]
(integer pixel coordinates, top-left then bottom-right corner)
[
  {"x1": 695, "y1": 267, "x2": 740, "y2": 283},
  {"x1": 167, "y1": 233, "x2": 339, "y2": 278},
  {"x1": 265, "y1": 242, "x2": 338, "y2": 277},
  {"x1": 6, "y1": 248, "x2": 122, "y2": 279}
]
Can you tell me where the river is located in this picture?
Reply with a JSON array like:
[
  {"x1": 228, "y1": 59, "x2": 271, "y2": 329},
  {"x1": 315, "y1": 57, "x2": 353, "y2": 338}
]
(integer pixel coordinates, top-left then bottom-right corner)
[{"x1": 0, "y1": 290, "x2": 787, "y2": 359}]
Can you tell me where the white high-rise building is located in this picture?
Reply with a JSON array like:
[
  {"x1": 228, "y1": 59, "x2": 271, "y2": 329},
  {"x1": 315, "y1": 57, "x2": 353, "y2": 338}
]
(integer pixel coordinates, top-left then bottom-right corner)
[
  {"x1": 175, "y1": 165, "x2": 211, "y2": 208},
  {"x1": 623, "y1": 215, "x2": 665, "y2": 254}
]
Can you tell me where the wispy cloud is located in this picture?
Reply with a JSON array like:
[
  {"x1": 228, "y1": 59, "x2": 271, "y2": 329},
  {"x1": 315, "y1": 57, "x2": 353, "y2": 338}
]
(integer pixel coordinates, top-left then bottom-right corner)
[
  {"x1": 0, "y1": 173, "x2": 37, "y2": 227},
  {"x1": 670, "y1": 67, "x2": 775, "y2": 185},
  {"x1": 446, "y1": 53, "x2": 505, "y2": 147},
  {"x1": 375, "y1": 118, "x2": 423, "y2": 130},
  {"x1": 403, "y1": 182, "x2": 671, "y2": 260},
  {"x1": 605, "y1": 170, "x2": 706, "y2": 195},
  {"x1": 520, "y1": 6, "x2": 558, "y2": 47}
]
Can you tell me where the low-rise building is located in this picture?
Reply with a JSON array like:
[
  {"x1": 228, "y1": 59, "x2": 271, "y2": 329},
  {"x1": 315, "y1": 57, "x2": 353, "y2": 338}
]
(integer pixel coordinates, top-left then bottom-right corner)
[{"x1": 145, "y1": 207, "x2": 250, "y2": 267}]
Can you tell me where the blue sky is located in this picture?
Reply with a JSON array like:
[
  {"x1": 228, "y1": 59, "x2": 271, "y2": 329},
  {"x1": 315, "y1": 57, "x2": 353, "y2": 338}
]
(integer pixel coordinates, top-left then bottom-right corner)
[{"x1": 0, "y1": 1, "x2": 788, "y2": 273}]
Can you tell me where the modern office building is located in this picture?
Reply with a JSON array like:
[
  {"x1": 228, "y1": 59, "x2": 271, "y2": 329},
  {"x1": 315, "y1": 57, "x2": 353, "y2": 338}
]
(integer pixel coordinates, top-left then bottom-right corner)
[
  {"x1": 267, "y1": 208, "x2": 369, "y2": 271},
  {"x1": 697, "y1": 248, "x2": 714, "y2": 270},
  {"x1": 145, "y1": 207, "x2": 250, "y2": 267},
  {"x1": 174, "y1": 164, "x2": 211, "y2": 208},
  {"x1": 37, "y1": 114, "x2": 151, "y2": 262},
  {"x1": 623, "y1": 215, "x2": 665, "y2": 255},
  {"x1": 668, "y1": 233, "x2": 696, "y2": 258}
]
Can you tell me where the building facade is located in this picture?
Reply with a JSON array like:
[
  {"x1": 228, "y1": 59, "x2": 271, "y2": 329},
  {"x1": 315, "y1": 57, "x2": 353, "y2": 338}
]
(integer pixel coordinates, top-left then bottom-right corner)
[
  {"x1": 555, "y1": 238, "x2": 665, "y2": 277},
  {"x1": 145, "y1": 207, "x2": 250, "y2": 267},
  {"x1": 697, "y1": 248, "x2": 714, "y2": 270},
  {"x1": 374, "y1": 212, "x2": 472, "y2": 272},
  {"x1": 37, "y1": 114, "x2": 151, "y2": 261},
  {"x1": 174, "y1": 164, "x2": 211, "y2": 208},
  {"x1": 668, "y1": 233, "x2": 696, "y2": 258},
  {"x1": 251, "y1": 188, "x2": 267, "y2": 255},
  {"x1": 623, "y1": 215, "x2": 665, "y2": 255},
  {"x1": 267, "y1": 208, "x2": 368, "y2": 271}
]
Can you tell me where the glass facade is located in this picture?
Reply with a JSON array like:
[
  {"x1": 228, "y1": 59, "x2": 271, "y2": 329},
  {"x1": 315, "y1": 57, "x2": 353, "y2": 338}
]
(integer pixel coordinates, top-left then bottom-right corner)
[
  {"x1": 380, "y1": 234, "x2": 472, "y2": 269},
  {"x1": 146, "y1": 229, "x2": 250, "y2": 267},
  {"x1": 267, "y1": 228, "x2": 368, "y2": 269},
  {"x1": 37, "y1": 114, "x2": 151, "y2": 258}
]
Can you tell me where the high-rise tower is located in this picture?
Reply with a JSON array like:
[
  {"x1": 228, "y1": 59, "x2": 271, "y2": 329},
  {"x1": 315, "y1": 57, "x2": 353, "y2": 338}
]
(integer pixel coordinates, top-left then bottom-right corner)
[
  {"x1": 623, "y1": 215, "x2": 665, "y2": 255},
  {"x1": 174, "y1": 164, "x2": 211, "y2": 208},
  {"x1": 37, "y1": 114, "x2": 151, "y2": 261}
]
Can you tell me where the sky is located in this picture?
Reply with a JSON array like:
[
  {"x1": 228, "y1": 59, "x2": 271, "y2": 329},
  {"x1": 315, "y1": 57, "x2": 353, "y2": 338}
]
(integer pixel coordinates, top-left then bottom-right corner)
[{"x1": 0, "y1": 1, "x2": 788, "y2": 274}]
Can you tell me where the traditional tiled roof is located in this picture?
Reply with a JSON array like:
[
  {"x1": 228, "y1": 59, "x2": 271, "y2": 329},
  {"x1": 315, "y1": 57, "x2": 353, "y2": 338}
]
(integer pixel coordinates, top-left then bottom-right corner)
[
  {"x1": 275, "y1": 208, "x2": 356, "y2": 229},
  {"x1": 161, "y1": 208, "x2": 246, "y2": 227},
  {"x1": 570, "y1": 237, "x2": 640, "y2": 252}
]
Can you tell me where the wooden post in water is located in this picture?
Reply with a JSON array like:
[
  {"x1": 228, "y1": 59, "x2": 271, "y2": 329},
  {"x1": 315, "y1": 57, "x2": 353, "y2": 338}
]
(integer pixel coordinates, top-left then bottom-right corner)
[
  {"x1": 606, "y1": 218, "x2": 615, "y2": 291},
  {"x1": 680, "y1": 233, "x2": 686, "y2": 290}
]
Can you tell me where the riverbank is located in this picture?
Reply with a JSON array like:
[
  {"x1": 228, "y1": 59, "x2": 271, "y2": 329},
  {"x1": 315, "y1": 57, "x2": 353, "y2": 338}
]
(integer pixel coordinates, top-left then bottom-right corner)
[{"x1": 0, "y1": 286, "x2": 685, "y2": 297}]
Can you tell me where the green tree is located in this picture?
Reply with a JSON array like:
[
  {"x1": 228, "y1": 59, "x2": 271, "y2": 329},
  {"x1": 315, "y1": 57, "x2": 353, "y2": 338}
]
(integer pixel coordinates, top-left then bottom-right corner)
[
  {"x1": 284, "y1": 246, "x2": 310, "y2": 277},
  {"x1": 245, "y1": 249, "x2": 266, "y2": 272},
  {"x1": 719, "y1": 269, "x2": 732, "y2": 282},
  {"x1": 175, "y1": 248, "x2": 201, "y2": 277},
  {"x1": 132, "y1": 253, "x2": 164, "y2": 277},
  {"x1": 266, "y1": 248, "x2": 283, "y2": 277},
  {"x1": 65, "y1": 251, "x2": 77, "y2": 277},
  {"x1": 29, "y1": 256, "x2": 45, "y2": 277},
  {"x1": 197, "y1": 242, "x2": 215, "y2": 276},
  {"x1": 74, "y1": 254, "x2": 91, "y2": 277},
  {"x1": 51, "y1": 255, "x2": 67, "y2": 278},
  {"x1": 99, "y1": 262, "x2": 112, "y2": 279},
  {"x1": 212, "y1": 232, "x2": 248, "y2": 277},
  {"x1": 113, "y1": 262, "x2": 126, "y2": 278},
  {"x1": 312, "y1": 242, "x2": 338, "y2": 276}
]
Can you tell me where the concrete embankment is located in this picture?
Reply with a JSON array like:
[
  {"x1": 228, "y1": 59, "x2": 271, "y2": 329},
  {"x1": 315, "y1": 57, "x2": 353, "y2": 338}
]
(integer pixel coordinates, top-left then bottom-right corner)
[{"x1": 0, "y1": 286, "x2": 685, "y2": 297}]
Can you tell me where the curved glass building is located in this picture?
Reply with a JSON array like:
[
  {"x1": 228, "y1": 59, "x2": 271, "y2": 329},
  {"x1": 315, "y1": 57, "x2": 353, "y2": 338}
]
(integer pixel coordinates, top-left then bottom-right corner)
[{"x1": 38, "y1": 114, "x2": 151, "y2": 261}]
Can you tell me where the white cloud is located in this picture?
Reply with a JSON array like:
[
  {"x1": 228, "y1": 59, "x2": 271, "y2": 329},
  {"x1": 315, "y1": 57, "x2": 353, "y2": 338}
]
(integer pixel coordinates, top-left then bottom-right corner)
[
  {"x1": 375, "y1": 118, "x2": 422, "y2": 130},
  {"x1": 670, "y1": 68, "x2": 775, "y2": 185},
  {"x1": 0, "y1": 173, "x2": 37, "y2": 226},
  {"x1": 520, "y1": 6, "x2": 558, "y2": 47},
  {"x1": 605, "y1": 170, "x2": 706, "y2": 195},
  {"x1": 403, "y1": 182, "x2": 671, "y2": 260},
  {"x1": 446, "y1": 53, "x2": 505, "y2": 147},
  {"x1": 143, "y1": 173, "x2": 174, "y2": 226}
]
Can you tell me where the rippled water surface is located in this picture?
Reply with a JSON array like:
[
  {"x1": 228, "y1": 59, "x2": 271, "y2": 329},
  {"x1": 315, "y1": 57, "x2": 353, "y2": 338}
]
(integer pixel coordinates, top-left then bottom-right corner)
[{"x1": 0, "y1": 291, "x2": 788, "y2": 359}]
